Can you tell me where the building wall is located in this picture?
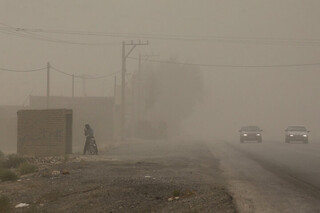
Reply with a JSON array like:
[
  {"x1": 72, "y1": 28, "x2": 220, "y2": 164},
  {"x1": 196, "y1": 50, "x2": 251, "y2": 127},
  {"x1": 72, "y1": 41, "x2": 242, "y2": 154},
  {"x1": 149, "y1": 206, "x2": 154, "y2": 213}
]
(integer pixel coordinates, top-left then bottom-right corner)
[
  {"x1": 29, "y1": 96, "x2": 114, "y2": 151},
  {"x1": 17, "y1": 109, "x2": 72, "y2": 156},
  {"x1": 0, "y1": 106, "x2": 26, "y2": 153}
]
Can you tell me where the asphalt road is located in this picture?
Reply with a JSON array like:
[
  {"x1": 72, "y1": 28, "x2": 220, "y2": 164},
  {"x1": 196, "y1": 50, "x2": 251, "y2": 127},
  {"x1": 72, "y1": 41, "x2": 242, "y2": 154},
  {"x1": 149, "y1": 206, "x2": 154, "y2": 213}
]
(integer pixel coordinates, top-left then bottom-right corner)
[{"x1": 208, "y1": 139, "x2": 320, "y2": 213}]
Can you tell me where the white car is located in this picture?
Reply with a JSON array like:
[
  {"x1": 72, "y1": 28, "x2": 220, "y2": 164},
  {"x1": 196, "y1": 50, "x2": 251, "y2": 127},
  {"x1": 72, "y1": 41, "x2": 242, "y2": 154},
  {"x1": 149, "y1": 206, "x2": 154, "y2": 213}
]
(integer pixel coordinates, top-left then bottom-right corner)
[
  {"x1": 285, "y1": 126, "x2": 309, "y2": 143},
  {"x1": 239, "y1": 126, "x2": 263, "y2": 143}
]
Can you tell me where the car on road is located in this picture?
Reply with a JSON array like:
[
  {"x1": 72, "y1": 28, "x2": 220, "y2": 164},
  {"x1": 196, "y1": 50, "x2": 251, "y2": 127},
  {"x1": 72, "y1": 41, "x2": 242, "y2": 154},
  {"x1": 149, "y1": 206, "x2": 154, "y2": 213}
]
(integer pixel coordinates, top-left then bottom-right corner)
[
  {"x1": 285, "y1": 126, "x2": 309, "y2": 143},
  {"x1": 239, "y1": 126, "x2": 263, "y2": 143}
]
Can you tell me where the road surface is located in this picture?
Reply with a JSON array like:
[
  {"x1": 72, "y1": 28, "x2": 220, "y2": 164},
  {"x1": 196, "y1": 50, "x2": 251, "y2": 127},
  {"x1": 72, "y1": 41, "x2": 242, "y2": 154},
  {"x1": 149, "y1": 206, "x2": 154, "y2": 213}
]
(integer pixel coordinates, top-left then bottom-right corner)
[{"x1": 209, "y1": 139, "x2": 320, "y2": 213}]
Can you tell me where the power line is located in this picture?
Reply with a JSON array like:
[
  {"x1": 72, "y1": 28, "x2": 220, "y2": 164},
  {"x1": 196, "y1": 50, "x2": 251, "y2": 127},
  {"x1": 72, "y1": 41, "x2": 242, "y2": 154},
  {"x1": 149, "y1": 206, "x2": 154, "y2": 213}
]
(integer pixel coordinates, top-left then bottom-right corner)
[
  {"x1": 0, "y1": 62, "x2": 118, "y2": 78},
  {"x1": 83, "y1": 72, "x2": 120, "y2": 80},
  {"x1": 0, "y1": 29, "x2": 119, "y2": 46},
  {"x1": 128, "y1": 57, "x2": 320, "y2": 68},
  {"x1": 0, "y1": 66, "x2": 46, "y2": 73},
  {"x1": 0, "y1": 23, "x2": 119, "y2": 46},
  {"x1": 50, "y1": 65, "x2": 74, "y2": 77},
  {"x1": 2, "y1": 24, "x2": 320, "y2": 46},
  {"x1": 50, "y1": 65, "x2": 119, "y2": 79},
  {"x1": 5, "y1": 27, "x2": 319, "y2": 42}
]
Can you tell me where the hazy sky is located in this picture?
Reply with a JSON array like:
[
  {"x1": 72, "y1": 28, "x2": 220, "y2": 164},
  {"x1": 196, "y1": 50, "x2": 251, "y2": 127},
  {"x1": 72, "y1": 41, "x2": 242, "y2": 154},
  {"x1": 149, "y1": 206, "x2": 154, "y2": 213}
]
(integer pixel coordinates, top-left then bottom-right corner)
[{"x1": 1, "y1": 1, "x2": 320, "y2": 140}]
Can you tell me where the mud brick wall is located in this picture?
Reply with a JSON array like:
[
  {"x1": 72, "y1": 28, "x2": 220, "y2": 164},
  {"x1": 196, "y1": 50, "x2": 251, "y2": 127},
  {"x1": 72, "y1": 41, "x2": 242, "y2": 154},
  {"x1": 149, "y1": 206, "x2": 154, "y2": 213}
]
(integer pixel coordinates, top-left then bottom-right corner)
[
  {"x1": 0, "y1": 106, "x2": 25, "y2": 153},
  {"x1": 29, "y1": 96, "x2": 114, "y2": 151},
  {"x1": 17, "y1": 109, "x2": 72, "y2": 156}
]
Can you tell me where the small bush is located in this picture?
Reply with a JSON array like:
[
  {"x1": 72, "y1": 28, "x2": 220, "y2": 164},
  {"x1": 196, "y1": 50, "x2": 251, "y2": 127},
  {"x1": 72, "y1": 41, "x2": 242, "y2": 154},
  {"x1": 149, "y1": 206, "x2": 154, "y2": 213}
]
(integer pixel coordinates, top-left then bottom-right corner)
[
  {"x1": 172, "y1": 190, "x2": 181, "y2": 197},
  {"x1": 0, "y1": 195, "x2": 11, "y2": 213},
  {"x1": 0, "y1": 151, "x2": 4, "y2": 169},
  {"x1": 0, "y1": 168, "x2": 18, "y2": 182},
  {"x1": 18, "y1": 163, "x2": 38, "y2": 175},
  {"x1": 3, "y1": 154, "x2": 26, "y2": 168},
  {"x1": 0, "y1": 150, "x2": 4, "y2": 160}
]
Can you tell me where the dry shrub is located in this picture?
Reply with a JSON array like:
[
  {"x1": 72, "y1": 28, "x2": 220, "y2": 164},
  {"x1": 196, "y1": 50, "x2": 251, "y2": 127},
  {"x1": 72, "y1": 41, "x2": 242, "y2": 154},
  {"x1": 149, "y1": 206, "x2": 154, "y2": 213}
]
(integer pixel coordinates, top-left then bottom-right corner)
[
  {"x1": 0, "y1": 150, "x2": 4, "y2": 160},
  {"x1": 3, "y1": 154, "x2": 26, "y2": 169},
  {"x1": 0, "y1": 150, "x2": 4, "y2": 169},
  {"x1": 0, "y1": 168, "x2": 18, "y2": 181},
  {"x1": 18, "y1": 163, "x2": 38, "y2": 175},
  {"x1": 172, "y1": 190, "x2": 181, "y2": 197},
  {"x1": 0, "y1": 195, "x2": 11, "y2": 213}
]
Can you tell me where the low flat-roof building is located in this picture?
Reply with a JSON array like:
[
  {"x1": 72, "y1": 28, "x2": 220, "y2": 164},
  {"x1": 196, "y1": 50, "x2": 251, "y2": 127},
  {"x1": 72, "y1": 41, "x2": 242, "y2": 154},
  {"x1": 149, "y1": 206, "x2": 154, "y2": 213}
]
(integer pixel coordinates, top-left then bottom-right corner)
[
  {"x1": 0, "y1": 106, "x2": 26, "y2": 153},
  {"x1": 17, "y1": 109, "x2": 73, "y2": 156},
  {"x1": 29, "y1": 96, "x2": 114, "y2": 151}
]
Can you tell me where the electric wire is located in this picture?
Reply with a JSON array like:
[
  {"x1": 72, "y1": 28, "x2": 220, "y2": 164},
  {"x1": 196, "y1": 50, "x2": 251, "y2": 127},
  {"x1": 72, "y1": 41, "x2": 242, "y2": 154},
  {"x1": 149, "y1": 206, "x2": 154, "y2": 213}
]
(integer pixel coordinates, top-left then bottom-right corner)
[
  {"x1": 2, "y1": 22, "x2": 320, "y2": 46},
  {"x1": 1, "y1": 26, "x2": 320, "y2": 46},
  {"x1": 4, "y1": 27, "x2": 317, "y2": 41},
  {"x1": 0, "y1": 62, "x2": 117, "y2": 79},
  {"x1": 83, "y1": 72, "x2": 120, "y2": 80},
  {"x1": 0, "y1": 29, "x2": 119, "y2": 46},
  {"x1": 0, "y1": 23, "x2": 119, "y2": 46},
  {"x1": 50, "y1": 65, "x2": 119, "y2": 79},
  {"x1": 0, "y1": 66, "x2": 46, "y2": 73},
  {"x1": 50, "y1": 65, "x2": 74, "y2": 77},
  {"x1": 128, "y1": 57, "x2": 320, "y2": 68}
]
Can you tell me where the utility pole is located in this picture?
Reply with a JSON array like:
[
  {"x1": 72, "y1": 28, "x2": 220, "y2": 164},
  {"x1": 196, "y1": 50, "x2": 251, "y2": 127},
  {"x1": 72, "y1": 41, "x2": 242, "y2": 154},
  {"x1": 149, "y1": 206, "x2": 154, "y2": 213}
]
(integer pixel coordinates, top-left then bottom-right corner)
[
  {"x1": 137, "y1": 54, "x2": 142, "y2": 121},
  {"x1": 121, "y1": 42, "x2": 126, "y2": 141},
  {"x1": 81, "y1": 75, "x2": 87, "y2": 97},
  {"x1": 113, "y1": 75, "x2": 117, "y2": 140},
  {"x1": 121, "y1": 40, "x2": 148, "y2": 140},
  {"x1": 46, "y1": 62, "x2": 50, "y2": 109},
  {"x1": 72, "y1": 74, "x2": 75, "y2": 98},
  {"x1": 114, "y1": 75, "x2": 117, "y2": 98}
]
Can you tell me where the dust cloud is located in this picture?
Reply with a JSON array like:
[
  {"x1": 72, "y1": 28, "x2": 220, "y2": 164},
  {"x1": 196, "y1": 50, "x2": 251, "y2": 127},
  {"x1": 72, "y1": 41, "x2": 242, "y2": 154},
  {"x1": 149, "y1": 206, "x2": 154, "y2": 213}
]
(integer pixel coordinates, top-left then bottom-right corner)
[
  {"x1": 0, "y1": 0, "x2": 320, "y2": 148},
  {"x1": 182, "y1": 68, "x2": 320, "y2": 142},
  {"x1": 1, "y1": 2, "x2": 320, "y2": 212}
]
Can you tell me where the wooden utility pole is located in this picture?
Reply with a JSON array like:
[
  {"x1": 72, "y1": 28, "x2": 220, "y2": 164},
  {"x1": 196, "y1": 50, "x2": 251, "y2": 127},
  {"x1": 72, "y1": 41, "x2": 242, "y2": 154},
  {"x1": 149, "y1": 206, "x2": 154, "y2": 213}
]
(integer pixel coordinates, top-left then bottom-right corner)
[
  {"x1": 72, "y1": 74, "x2": 75, "y2": 98},
  {"x1": 137, "y1": 54, "x2": 141, "y2": 121},
  {"x1": 121, "y1": 41, "x2": 148, "y2": 140},
  {"x1": 121, "y1": 42, "x2": 125, "y2": 132},
  {"x1": 114, "y1": 75, "x2": 117, "y2": 98},
  {"x1": 46, "y1": 62, "x2": 50, "y2": 109},
  {"x1": 81, "y1": 75, "x2": 87, "y2": 97}
]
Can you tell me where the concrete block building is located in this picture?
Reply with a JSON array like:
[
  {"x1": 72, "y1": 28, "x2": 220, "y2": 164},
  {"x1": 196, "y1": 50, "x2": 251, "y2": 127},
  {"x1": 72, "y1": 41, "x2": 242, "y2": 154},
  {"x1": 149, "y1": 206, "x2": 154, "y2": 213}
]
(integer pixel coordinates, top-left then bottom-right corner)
[
  {"x1": 29, "y1": 96, "x2": 114, "y2": 151},
  {"x1": 17, "y1": 109, "x2": 73, "y2": 156},
  {"x1": 0, "y1": 106, "x2": 26, "y2": 152}
]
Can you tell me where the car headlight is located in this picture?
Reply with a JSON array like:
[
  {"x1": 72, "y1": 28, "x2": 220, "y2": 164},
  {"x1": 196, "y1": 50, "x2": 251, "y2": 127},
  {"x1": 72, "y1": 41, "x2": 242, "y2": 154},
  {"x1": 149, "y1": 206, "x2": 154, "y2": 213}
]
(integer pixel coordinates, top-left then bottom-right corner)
[
  {"x1": 303, "y1": 135, "x2": 308, "y2": 137},
  {"x1": 256, "y1": 134, "x2": 261, "y2": 136},
  {"x1": 243, "y1": 134, "x2": 247, "y2": 136},
  {"x1": 290, "y1": 134, "x2": 294, "y2": 137}
]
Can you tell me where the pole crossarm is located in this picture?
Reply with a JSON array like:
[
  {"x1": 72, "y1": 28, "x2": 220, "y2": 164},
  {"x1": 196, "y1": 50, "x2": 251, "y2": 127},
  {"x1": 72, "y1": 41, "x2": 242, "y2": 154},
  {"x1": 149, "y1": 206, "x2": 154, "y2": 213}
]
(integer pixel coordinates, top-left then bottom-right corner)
[
  {"x1": 125, "y1": 44, "x2": 136, "y2": 59},
  {"x1": 124, "y1": 41, "x2": 149, "y2": 59}
]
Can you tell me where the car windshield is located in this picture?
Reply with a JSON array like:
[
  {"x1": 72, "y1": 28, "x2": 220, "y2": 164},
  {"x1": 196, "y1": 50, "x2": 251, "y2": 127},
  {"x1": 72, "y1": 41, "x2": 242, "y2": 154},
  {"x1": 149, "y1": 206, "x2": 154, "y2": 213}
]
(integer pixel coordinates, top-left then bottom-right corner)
[
  {"x1": 287, "y1": 126, "x2": 307, "y2": 131},
  {"x1": 241, "y1": 126, "x2": 260, "y2": 131}
]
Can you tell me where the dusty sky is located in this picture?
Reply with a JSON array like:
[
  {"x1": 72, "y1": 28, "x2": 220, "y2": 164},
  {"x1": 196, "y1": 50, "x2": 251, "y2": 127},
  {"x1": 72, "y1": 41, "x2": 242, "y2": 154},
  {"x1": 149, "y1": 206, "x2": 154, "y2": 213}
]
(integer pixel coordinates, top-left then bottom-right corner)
[{"x1": 1, "y1": 1, "x2": 320, "y2": 140}]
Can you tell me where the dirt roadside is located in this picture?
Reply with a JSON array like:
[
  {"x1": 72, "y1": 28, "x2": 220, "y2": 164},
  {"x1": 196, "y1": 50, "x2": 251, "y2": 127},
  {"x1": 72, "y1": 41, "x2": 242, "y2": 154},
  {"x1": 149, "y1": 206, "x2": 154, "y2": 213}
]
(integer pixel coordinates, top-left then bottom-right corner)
[{"x1": 0, "y1": 140, "x2": 236, "y2": 213}]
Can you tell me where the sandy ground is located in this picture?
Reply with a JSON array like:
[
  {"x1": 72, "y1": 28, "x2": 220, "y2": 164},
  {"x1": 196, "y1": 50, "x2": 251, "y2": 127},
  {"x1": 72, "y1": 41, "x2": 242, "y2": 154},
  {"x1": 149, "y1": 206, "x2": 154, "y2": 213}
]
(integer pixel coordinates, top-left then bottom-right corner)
[{"x1": 0, "y1": 140, "x2": 236, "y2": 213}]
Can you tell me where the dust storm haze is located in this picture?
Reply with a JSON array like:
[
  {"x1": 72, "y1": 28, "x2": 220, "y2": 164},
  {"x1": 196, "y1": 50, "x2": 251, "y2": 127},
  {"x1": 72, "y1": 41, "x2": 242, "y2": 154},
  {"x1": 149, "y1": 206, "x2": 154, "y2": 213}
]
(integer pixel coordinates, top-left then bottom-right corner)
[
  {"x1": 2, "y1": 1, "x2": 320, "y2": 212},
  {"x1": 1, "y1": 1, "x2": 320, "y2": 144}
]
